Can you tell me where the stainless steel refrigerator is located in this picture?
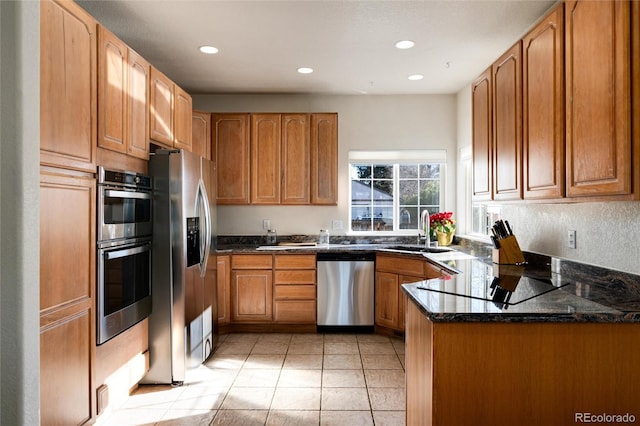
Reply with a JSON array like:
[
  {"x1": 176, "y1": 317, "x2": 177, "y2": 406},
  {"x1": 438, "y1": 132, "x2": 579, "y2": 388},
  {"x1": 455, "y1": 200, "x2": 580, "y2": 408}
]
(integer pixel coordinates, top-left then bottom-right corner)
[{"x1": 144, "y1": 149, "x2": 217, "y2": 385}]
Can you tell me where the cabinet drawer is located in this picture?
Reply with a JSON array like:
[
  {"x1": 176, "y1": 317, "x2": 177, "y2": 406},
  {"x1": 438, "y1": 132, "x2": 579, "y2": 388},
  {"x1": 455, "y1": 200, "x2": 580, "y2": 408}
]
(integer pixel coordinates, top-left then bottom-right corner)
[
  {"x1": 274, "y1": 270, "x2": 316, "y2": 285},
  {"x1": 231, "y1": 254, "x2": 273, "y2": 269},
  {"x1": 274, "y1": 254, "x2": 316, "y2": 269},
  {"x1": 274, "y1": 300, "x2": 316, "y2": 323},
  {"x1": 376, "y1": 254, "x2": 424, "y2": 276},
  {"x1": 274, "y1": 284, "x2": 316, "y2": 300}
]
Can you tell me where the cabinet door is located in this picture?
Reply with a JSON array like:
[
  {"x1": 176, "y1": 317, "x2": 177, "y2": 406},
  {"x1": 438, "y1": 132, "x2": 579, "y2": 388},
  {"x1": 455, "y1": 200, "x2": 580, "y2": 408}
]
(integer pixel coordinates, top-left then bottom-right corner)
[
  {"x1": 40, "y1": 171, "x2": 96, "y2": 425},
  {"x1": 310, "y1": 113, "x2": 338, "y2": 205},
  {"x1": 471, "y1": 68, "x2": 493, "y2": 200},
  {"x1": 565, "y1": 0, "x2": 631, "y2": 196},
  {"x1": 212, "y1": 114, "x2": 250, "y2": 204},
  {"x1": 399, "y1": 275, "x2": 424, "y2": 331},
  {"x1": 231, "y1": 270, "x2": 273, "y2": 322},
  {"x1": 282, "y1": 114, "x2": 310, "y2": 204},
  {"x1": 522, "y1": 5, "x2": 565, "y2": 199},
  {"x1": 174, "y1": 85, "x2": 193, "y2": 151},
  {"x1": 149, "y1": 67, "x2": 174, "y2": 147},
  {"x1": 217, "y1": 255, "x2": 231, "y2": 325},
  {"x1": 375, "y1": 272, "x2": 399, "y2": 329},
  {"x1": 192, "y1": 110, "x2": 211, "y2": 160},
  {"x1": 97, "y1": 26, "x2": 127, "y2": 155},
  {"x1": 492, "y1": 42, "x2": 522, "y2": 201},
  {"x1": 251, "y1": 114, "x2": 281, "y2": 204},
  {"x1": 40, "y1": 0, "x2": 97, "y2": 172},
  {"x1": 127, "y1": 49, "x2": 150, "y2": 160}
]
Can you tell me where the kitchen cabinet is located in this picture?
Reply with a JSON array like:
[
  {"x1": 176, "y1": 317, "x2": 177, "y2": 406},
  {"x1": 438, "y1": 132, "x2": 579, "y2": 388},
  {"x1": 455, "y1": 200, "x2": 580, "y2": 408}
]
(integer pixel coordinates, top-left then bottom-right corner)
[
  {"x1": 405, "y1": 299, "x2": 640, "y2": 425},
  {"x1": 40, "y1": 170, "x2": 96, "y2": 425},
  {"x1": 273, "y1": 254, "x2": 316, "y2": 323},
  {"x1": 192, "y1": 110, "x2": 211, "y2": 160},
  {"x1": 40, "y1": 0, "x2": 97, "y2": 173},
  {"x1": 217, "y1": 255, "x2": 231, "y2": 326},
  {"x1": 212, "y1": 113, "x2": 251, "y2": 204},
  {"x1": 149, "y1": 66, "x2": 174, "y2": 147},
  {"x1": 375, "y1": 254, "x2": 443, "y2": 332},
  {"x1": 251, "y1": 114, "x2": 281, "y2": 204},
  {"x1": 310, "y1": 113, "x2": 338, "y2": 205},
  {"x1": 282, "y1": 114, "x2": 311, "y2": 204},
  {"x1": 230, "y1": 254, "x2": 273, "y2": 322},
  {"x1": 471, "y1": 69, "x2": 493, "y2": 200},
  {"x1": 97, "y1": 26, "x2": 150, "y2": 161},
  {"x1": 565, "y1": 0, "x2": 632, "y2": 197},
  {"x1": 492, "y1": 42, "x2": 522, "y2": 201},
  {"x1": 522, "y1": 4, "x2": 565, "y2": 199},
  {"x1": 149, "y1": 66, "x2": 193, "y2": 151},
  {"x1": 173, "y1": 85, "x2": 193, "y2": 152}
]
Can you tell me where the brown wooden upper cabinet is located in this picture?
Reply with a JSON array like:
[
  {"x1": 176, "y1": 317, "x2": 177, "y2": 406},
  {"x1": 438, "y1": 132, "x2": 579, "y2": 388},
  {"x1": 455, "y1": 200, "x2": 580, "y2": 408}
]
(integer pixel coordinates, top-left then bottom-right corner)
[
  {"x1": 492, "y1": 42, "x2": 523, "y2": 201},
  {"x1": 41, "y1": 0, "x2": 97, "y2": 172},
  {"x1": 251, "y1": 114, "x2": 282, "y2": 204},
  {"x1": 473, "y1": 0, "x2": 638, "y2": 202},
  {"x1": 213, "y1": 112, "x2": 337, "y2": 205},
  {"x1": 192, "y1": 110, "x2": 211, "y2": 160},
  {"x1": 522, "y1": 4, "x2": 565, "y2": 199},
  {"x1": 310, "y1": 113, "x2": 338, "y2": 205},
  {"x1": 565, "y1": 0, "x2": 632, "y2": 197},
  {"x1": 212, "y1": 113, "x2": 251, "y2": 204},
  {"x1": 98, "y1": 25, "x2": 150, "y2": 160},
  {"x1": 149, "y1": 66, "x2": 192, "y2": 151},
  {"x1": 471, "y1": 69, "x2": 493, "y2": 200}
]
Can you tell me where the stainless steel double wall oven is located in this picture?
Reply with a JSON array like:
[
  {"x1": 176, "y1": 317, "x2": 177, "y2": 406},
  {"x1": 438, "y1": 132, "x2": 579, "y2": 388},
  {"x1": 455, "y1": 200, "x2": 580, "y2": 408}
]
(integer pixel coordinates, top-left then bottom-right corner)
[{"x1": 96, "y1": 166, "x2": 153, "y2": 345}]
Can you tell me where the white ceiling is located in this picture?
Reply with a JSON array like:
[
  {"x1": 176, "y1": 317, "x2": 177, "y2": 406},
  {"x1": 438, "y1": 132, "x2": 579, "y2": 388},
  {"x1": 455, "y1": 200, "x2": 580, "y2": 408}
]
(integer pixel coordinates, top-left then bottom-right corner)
[{"x1": 77, "y1": 0, "x2": 556, "y2": 95}]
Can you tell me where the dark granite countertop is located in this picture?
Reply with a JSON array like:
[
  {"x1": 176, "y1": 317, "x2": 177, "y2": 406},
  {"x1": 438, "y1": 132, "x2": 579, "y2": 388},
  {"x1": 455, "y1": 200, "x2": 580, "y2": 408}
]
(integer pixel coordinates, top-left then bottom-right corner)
[
  {"x1": 215, "y1": 236, "x2": 640, "y2": 323},
  {"x1": 402, "y1": 254, "x2": 640, "y2": 323}
]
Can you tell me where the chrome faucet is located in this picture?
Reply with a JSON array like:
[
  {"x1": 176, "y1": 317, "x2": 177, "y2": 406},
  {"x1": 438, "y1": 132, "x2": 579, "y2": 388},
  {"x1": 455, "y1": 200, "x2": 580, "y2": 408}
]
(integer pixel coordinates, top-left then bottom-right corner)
[{"x1": 419, "y1": 210, "x2": 431, "y2": 248}]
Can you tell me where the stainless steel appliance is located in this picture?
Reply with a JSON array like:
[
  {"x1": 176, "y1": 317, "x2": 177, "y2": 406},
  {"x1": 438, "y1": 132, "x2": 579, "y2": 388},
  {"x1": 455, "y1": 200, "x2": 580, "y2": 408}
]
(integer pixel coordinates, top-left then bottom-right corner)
[
  {"x1": 316, "y1": 252, "x2": 375, "y2": 331},
  {"x1": 144, "y1": 149, "x2": 217, "y2": 385},
  {"x1": 96, "y1": 167, "x2": 153, "y2": 345}
]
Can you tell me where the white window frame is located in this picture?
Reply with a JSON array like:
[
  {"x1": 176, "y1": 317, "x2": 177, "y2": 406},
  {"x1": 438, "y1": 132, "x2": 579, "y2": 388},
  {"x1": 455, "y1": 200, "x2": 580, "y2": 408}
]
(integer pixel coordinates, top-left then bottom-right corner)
[{"x1": 348, "y1": 150, "x2": 447, "y2": 236}]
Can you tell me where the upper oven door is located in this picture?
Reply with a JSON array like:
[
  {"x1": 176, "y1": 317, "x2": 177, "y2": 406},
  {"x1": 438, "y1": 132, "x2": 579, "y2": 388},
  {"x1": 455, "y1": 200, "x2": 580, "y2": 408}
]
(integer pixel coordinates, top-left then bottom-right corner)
[{"x1": 98, "y1": 186, "x2": 152, "y2": 242}]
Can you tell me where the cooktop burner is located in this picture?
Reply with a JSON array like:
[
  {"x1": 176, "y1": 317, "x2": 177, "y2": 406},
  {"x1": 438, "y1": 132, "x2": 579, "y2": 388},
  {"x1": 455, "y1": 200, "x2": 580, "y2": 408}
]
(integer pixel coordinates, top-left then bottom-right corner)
[{"x1": 416, "y1": 259, "x2": 569, "y2": 308}]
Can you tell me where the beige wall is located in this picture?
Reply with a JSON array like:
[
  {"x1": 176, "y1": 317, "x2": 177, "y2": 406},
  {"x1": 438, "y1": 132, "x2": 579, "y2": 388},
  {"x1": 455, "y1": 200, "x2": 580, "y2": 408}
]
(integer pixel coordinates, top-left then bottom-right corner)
[
  {"x1": 193, "y1": 94, "x2": 457, "y2": 237},
  {"x1": 455, "y1": 85, "x2": 640, "y2": 275}
]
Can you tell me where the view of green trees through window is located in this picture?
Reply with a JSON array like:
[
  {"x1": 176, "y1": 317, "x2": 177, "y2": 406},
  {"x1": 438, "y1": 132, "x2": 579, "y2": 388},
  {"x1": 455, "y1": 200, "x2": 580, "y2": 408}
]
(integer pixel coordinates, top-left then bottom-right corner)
[{"x1": 350, "y1": 163, "x2": 442, "y2": 232}]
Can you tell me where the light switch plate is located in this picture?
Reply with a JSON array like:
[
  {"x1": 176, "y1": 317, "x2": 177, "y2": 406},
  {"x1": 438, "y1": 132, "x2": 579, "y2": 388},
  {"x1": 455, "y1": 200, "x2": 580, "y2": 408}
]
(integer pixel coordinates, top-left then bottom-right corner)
[
  {"x1": 332, "y1": 220, "x2": 343, "y2": 231},
  {"x1": 263, "y1": 219, "x2": 271, "y2": 230},
  {"x1": 567, "y1": 229, "x2": 576, "y2": 249}
]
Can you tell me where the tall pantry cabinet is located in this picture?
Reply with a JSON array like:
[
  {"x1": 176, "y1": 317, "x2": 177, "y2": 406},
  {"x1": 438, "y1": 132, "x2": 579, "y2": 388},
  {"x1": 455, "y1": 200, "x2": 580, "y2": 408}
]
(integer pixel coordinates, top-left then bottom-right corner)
[{"x1": 40, "y1": 0, "x2": 97, "y2": 424}]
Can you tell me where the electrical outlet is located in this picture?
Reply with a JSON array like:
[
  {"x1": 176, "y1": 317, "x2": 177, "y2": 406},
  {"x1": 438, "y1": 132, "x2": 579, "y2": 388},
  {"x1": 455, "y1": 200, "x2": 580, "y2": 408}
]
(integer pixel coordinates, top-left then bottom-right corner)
[
  {"x1": 263, "y1": 219, "x2": 271, "y2": 230},
  {"x1": 567, "y1": 229, "x2": 576, "y2": 249},
  {"x1": 332, "y1": 220, "x2": 343, "y2": 231}
]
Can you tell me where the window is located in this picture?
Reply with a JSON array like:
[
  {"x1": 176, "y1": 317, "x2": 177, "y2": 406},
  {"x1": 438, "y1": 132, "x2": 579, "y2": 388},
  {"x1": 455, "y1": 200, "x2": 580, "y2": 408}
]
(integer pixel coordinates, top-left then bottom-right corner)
[{"x1": 349, "y1": 151, "x2": 446, "y2": 233}]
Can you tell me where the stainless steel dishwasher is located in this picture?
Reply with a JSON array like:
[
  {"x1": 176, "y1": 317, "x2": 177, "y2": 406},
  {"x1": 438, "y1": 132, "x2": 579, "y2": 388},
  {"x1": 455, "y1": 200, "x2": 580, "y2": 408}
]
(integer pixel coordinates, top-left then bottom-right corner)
[{"x1": 316, "y1": 252, "x2": 375, "y2": 331}]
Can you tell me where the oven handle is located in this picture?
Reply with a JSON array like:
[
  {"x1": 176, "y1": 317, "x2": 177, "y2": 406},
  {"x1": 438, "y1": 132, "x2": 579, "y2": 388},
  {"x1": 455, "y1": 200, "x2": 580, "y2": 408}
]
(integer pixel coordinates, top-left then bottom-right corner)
[
  {"x1": 104, "y1": 242, "x2": 151, "y2": 260},
  {"x1": 104, "y1": 189, "x2": 151, "y2": 200}
]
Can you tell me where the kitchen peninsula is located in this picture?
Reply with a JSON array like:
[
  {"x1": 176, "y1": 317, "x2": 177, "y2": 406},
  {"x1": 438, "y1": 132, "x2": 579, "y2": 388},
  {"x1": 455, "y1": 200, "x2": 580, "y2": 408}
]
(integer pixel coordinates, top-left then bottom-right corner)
[{"x1": 403, "y1": 254, "x2": 640, "y2": 425}]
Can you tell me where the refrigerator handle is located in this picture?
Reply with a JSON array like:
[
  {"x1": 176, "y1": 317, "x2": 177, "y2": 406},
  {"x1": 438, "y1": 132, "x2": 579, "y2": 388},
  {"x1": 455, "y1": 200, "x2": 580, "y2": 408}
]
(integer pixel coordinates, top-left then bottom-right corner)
[{"x1": 196, "y1": 179, "x2": 212, "y2": 277}]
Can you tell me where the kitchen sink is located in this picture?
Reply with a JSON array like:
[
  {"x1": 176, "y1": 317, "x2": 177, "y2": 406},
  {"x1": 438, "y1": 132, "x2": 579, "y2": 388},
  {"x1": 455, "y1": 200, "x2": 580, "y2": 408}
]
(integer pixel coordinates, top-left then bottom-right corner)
[{"x1": 384, "y1": 245, "x2": 453, "y2": 254}]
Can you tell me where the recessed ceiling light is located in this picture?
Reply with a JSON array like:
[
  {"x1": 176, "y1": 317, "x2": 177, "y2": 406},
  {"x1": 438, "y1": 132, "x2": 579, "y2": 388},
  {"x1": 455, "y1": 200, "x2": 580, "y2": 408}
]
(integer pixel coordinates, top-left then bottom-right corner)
[
  {"x1": 408, "y1": 74, "x2": 424, "y2": 81},
  {"x1": 297, "y1": 67, "x2": 314, "y2": 74},
  {"x1": 395, "y1": 40, "x2": 415, "y2": 49},
  {"x1": 199, "y1": 45, "x2": 219, "y2": 54}
]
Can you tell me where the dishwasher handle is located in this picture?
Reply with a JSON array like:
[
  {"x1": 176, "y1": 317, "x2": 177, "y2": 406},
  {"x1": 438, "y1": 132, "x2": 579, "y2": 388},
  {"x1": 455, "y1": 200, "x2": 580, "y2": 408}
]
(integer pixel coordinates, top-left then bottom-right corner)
[{"x1": 316, "y1": 252, "x2": 376, "y2": 262}]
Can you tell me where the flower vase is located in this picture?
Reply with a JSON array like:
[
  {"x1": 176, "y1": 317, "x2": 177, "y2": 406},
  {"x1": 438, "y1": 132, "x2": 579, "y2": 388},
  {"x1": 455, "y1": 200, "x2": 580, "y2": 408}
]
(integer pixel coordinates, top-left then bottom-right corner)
[{"x1": 436, "y1": 230, "x2": 454, "y2": 246}]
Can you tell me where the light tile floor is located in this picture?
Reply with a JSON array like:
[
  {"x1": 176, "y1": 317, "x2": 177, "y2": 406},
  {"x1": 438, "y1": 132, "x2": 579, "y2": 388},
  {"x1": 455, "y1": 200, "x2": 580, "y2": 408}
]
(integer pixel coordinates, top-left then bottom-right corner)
[{"x1": 97, "y1": 333, "x2": 406, "y2": 426}]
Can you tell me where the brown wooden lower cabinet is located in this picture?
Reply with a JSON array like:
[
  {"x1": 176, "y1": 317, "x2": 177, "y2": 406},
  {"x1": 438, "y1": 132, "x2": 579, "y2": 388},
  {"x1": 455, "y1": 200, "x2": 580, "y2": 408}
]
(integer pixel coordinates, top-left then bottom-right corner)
[
  {"x1": 230, "y1": 254, "x2": 274, "y2": 322},
  {"x1": 273, "y1": 254, "x2": 316, "y2": 323},
  {"x1": 375, "y1": 254, "x2": 445, "y2": 332},
  {"x1": 405, "y1": 299, "x2": 640, "y2": 425},
  {"x1": 40, "y1": 170, "x2": 96, "y2": 425},
  {"x1": 217, "y1": 255, "x2": 231, "y2": 326}
]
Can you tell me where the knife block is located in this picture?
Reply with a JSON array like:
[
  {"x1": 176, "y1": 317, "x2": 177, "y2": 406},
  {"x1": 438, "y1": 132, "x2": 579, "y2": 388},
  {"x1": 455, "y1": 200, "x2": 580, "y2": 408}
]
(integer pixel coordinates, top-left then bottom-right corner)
[{"x1": 492, "y1": 235, "x2": 526, "y2": 265}]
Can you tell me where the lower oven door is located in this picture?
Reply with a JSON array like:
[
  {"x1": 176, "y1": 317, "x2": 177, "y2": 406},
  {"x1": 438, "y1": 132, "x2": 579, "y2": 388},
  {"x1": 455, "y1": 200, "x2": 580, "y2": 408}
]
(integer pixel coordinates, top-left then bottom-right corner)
[{"x1": 97, "y1": 239, "x2": 152, "y2": 345}]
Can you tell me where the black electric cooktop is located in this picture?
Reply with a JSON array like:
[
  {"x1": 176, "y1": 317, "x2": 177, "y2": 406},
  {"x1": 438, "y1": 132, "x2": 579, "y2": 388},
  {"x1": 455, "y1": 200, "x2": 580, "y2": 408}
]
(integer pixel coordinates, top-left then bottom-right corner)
[{"x1": 417, "y1": 258, "x2": 570, "y2": 308}]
